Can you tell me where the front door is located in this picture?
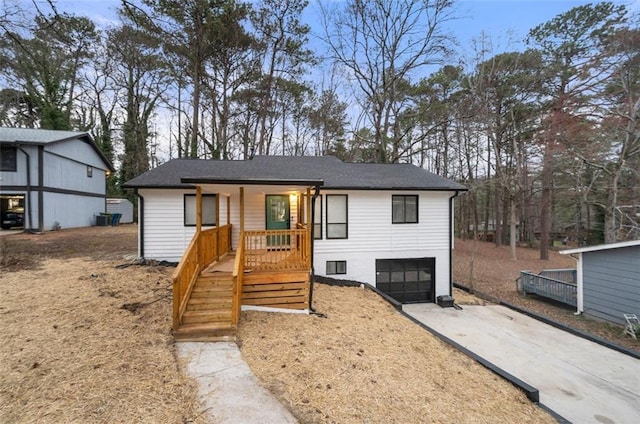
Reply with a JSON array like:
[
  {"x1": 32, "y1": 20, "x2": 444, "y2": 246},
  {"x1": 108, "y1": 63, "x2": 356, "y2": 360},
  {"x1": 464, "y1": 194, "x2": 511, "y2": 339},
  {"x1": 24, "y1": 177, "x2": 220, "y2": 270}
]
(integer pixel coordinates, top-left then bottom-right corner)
[{"x1": 265, "y1": 195, "x2": 290, "y2": 246}]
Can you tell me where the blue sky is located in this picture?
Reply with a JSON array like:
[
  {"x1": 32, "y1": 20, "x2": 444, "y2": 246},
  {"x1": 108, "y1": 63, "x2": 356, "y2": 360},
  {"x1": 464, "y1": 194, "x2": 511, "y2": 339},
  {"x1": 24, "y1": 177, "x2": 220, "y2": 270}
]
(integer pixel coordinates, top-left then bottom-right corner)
[
  {"x1": 50, "y1": 0, "x2": 640, "y2": 44},
  {"x1": 449, "y1": 0, "x2": 639, "y2": 49}
]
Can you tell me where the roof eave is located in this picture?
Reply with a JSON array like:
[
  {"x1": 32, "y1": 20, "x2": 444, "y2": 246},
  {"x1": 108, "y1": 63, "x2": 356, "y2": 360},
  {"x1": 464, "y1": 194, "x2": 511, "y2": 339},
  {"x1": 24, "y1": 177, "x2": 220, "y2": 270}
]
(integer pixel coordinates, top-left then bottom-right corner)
[
  {"x1": 180, "y1": 177, "x2": 324, "y2": 186},
  {"x1": 321, "y1": 186, "x2": 468, "y2": 191},
  {"x1": 121, "y1": 184, "x2": 196, "y2": 190},
  {"x1": 559, "y1": 239, "x2": 640, "y2": 255}
]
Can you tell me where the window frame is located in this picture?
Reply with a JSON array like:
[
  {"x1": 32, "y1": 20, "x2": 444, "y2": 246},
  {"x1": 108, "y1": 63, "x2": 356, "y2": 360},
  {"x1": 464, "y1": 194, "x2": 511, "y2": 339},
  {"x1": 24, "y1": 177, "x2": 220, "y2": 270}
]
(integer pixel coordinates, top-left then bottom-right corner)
[
  {"x1": 0, "y1": 145, "x2": 17, "y2": 172},
  {"x1": 326, "y1": 194, "x2": 348, "y2": 239},
  {"x1": 183, "y1": 194, "x2": 217, "y2": 227},
  {"x1": 326, "y1": 260, "x2": 347, "y2": 275},
  {"x1": 392, "y1": 195, "x2": 419, "y2": 224},
  {"x1": 313, "y1": 195, "x2": 322, "y2": 240}
]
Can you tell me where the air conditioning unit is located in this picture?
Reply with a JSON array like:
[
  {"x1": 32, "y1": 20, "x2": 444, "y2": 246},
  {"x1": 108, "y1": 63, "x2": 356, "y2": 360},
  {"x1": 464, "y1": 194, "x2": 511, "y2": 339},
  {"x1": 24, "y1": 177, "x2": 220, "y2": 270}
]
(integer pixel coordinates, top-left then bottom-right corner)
[{"x1": 436, "y1": 295, "x2": 454, "y2": 308}]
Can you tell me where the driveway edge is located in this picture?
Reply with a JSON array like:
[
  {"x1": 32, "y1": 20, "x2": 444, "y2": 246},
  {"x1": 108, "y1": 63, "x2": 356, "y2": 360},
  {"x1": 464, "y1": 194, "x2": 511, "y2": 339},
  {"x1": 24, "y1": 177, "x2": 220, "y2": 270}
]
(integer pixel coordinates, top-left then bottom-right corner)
[
  {"x1": 453, "y1": 282, "x2": 640, "y2": 361},
  {"x1": 316, "y1": 278, "x2": 572, "y2": 422}
]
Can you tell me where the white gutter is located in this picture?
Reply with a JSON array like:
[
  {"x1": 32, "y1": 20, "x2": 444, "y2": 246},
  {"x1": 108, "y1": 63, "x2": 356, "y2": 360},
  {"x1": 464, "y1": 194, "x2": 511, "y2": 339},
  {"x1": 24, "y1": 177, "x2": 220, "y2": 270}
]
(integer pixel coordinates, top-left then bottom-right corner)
[{"x1": 566, "y1": 252, "x2": 584, "y2": 315}]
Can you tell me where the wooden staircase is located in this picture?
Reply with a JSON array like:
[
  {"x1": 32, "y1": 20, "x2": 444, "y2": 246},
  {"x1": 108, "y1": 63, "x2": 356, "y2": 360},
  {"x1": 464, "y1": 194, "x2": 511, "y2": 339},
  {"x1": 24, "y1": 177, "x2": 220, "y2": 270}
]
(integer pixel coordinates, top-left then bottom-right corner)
[{"x1": 173, "y1": 271, "x2": 236, "y2": 342}]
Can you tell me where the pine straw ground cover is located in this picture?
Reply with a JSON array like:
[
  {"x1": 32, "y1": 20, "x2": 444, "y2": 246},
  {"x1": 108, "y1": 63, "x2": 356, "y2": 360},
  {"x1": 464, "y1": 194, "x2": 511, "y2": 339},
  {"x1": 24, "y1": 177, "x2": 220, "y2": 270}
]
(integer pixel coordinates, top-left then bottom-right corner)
[
  {"x1": 0, "y1": 229, "x2": 205, "y2": 424},
  {"x1": 238, "y1": 283, "x2": 554, "y2": 424},
  {"x1": 453, "y1": 238, "x2": 640, "y2": 353}
]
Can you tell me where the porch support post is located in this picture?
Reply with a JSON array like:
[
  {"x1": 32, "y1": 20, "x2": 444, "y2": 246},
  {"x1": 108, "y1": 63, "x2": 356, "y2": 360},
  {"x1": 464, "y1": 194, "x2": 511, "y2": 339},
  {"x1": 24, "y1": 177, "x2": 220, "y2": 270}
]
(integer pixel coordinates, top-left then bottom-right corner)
[
  {"x1": 196, "y1": 186, "x2": 202, "y2": 233},
  {"x1": 306, "y1": 187, "x2": 311, "y2": 264},
  {"x1": 239, "y1": 187, "x2": 245, "y2": 234},
  {"x1": 226, "y1": 195, "x2": 231, "y2": 251},
  {"x1": 215, "y1": 192, "x2": 220, "y2": 260},
  {"x1": 196, "y1": 185, "x2": 202, "y2": 267},
  {"x1": 215, "y1": 192, "x2": 220, "y2": 227}
]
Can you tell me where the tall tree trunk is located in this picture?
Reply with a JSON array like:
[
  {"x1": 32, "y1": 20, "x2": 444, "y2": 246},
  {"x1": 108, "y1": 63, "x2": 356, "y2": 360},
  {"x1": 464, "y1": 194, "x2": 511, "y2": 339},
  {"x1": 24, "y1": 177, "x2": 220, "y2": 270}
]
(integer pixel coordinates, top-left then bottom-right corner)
[
  {"x1": 510, "y1": 195, "x2": 517, "y2": 260},
  {"x1": 539, "y1": 143, "x2": 553, "y2": 260}
]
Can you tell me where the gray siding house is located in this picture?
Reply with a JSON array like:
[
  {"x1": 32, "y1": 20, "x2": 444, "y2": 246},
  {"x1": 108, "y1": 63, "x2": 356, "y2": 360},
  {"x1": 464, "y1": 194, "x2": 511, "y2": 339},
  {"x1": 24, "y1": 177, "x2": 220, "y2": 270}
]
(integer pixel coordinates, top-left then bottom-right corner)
[
  {"x1": 0, "y1": 128, "x2": 114, "y2": 231},
  {"x1": 561, "y1": 240, "x2": 640, "y2": 325}
]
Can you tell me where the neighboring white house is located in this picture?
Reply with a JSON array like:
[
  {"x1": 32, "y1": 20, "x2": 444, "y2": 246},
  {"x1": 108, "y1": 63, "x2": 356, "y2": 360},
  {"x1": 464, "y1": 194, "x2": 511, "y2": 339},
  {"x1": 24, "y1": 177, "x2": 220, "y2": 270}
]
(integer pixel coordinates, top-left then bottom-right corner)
[
  {"x1": 0, "y1": 127, "x2": 114, "y2": 231},
  {"x1": 123, "y1": 156, "x2": 466, "y2": 304},
  {"x1": 560, "y1": 240, "x2": 640, "y2": 325}
]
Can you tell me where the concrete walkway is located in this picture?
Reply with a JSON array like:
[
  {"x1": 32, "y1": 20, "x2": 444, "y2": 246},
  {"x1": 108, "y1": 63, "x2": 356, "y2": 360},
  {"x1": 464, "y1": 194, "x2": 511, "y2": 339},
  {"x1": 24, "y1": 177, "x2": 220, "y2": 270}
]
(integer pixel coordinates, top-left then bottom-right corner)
[
  {"x1": 177, "y1": 342, "x2": 298, "y2": 424},
  {"x1": 404, "y1": 304, "x2": 640, "y2": 424}
]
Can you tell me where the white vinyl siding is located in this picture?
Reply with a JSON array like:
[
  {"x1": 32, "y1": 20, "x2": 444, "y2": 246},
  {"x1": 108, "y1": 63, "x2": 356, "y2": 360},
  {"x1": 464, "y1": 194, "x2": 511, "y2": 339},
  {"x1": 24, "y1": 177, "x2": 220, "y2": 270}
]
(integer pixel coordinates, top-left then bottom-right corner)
[
  {"x1": 140, "y1": 189, "x2": 223, "y2": 261},
  {"x1": 141, "y1": 187, "x2": 298, "y2": 261},
  {"x1": 229, "y1": 188, "x2": 298, "y2": 248},
  {"x1": 314, "y1": 190, "x2": 453, "y2": 299},
  {"x1": 139, "y1": 187, "x2": 455, "y2": 300}
]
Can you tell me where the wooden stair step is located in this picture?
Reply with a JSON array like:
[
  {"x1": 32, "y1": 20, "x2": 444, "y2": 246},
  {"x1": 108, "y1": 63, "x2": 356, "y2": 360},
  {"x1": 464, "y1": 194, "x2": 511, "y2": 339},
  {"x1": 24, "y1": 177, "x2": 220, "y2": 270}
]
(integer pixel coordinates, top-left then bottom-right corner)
[
  {"x1": 174, "y1": 322, "x2": 236, "y2": 342},
  {"x1": 190, "y1": 289, "x2": 233, "y2": 298},
  {"x1": 198, "y1": 273, "x2": 233, "y2": 281},
  {"x1": 186, "y1": 297, "x2": 233, "y2": 309},
  {"x1": 182, "y1": 310, "x2": 232, "y2": 324}
]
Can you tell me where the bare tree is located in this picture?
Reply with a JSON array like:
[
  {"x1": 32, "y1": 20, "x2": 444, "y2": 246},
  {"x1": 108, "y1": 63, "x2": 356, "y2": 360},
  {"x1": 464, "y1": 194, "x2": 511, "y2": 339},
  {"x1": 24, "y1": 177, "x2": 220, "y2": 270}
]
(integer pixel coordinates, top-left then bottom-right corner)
[{"x1": 321, "y1": 0, "x2": 453, "y2": 163}]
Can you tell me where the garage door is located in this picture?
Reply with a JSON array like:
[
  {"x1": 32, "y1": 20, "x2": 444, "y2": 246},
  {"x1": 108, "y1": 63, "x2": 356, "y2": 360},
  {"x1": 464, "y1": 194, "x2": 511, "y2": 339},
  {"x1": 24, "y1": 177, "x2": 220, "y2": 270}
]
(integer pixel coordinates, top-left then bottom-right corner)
[{"x1": 375, "y1": 258, "x2": 435, "y2": 303}]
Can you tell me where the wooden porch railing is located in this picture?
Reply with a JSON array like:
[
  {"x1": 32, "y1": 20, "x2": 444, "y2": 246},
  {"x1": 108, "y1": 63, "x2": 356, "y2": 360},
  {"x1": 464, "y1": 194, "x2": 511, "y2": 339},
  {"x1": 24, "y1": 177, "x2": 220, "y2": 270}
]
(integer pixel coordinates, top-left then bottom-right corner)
[
  {"x1": 232, "y1": 233, "x2": 244, "y2": 325},
  {"x1": 171, "y1": 224, "x2": 232, "y2": 330},
  {"x1": 518, "y1": 270, "x2": 577, "y2": 307},
  {"x1": 243, "y1": 229, "x2": 310, "y2": 271}
]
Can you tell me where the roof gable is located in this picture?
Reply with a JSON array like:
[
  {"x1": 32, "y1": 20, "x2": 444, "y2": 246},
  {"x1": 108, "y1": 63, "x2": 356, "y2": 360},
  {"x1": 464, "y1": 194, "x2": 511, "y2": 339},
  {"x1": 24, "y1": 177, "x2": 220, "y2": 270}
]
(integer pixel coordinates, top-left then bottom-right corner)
[{"x1": 0, "y1": 127, "x2": 114, "y2": 171}]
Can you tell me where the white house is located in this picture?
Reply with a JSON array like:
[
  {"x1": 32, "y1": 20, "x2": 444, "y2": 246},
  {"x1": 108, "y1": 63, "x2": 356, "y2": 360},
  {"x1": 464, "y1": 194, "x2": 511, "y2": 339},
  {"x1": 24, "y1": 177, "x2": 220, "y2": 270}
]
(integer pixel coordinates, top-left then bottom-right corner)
[
  {"x1": 560, "y1": 240, "x2": 640, "y2": 325},
  {"x1": 0, "y1": 128, "x2": 114, "y2": 232},
  {"x1": 124, "y1": 156, "x2": 465, "y2": 306}
]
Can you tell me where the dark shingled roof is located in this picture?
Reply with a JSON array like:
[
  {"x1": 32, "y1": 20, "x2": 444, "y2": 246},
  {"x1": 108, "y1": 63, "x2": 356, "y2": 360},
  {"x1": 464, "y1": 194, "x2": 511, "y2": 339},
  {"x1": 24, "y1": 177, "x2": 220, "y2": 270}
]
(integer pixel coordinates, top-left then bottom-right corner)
[
  {"x1": 123, "y1": 156, "x2": 466, "y2": 191},
  {"x1": 0, "y1": 127, "x2": 114, "y2": 171}
]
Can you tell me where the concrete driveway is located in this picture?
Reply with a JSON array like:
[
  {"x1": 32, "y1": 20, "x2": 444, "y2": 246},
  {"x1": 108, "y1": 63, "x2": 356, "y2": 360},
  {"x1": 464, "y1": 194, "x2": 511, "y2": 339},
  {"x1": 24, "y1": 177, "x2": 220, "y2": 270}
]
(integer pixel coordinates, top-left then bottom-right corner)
[{"x1": 404, "y1": 304, "x2": 640, "y2": 424}]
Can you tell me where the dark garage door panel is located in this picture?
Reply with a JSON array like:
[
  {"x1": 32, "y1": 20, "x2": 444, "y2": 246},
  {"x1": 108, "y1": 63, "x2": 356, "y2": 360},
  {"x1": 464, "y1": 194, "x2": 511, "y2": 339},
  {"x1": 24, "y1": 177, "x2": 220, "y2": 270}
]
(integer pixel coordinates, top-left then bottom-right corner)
[{"x1": 376, "y1": 258, "x2": 435, "y2": 303}]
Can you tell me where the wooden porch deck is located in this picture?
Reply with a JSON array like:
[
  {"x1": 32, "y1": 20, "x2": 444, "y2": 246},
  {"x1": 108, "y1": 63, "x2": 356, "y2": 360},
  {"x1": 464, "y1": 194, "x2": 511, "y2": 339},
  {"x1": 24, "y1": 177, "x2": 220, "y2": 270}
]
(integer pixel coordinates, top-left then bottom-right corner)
[{"x1": 174, "y1": 249, "x2": 311, "y2": 341}]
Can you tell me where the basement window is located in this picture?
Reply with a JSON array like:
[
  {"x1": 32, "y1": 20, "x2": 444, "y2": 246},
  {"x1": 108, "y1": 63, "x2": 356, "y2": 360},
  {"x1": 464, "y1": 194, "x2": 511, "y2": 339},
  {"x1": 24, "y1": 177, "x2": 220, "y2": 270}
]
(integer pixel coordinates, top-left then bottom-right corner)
[{"x1": 326, "y1": 260, "x2": 347, "y2": 275}]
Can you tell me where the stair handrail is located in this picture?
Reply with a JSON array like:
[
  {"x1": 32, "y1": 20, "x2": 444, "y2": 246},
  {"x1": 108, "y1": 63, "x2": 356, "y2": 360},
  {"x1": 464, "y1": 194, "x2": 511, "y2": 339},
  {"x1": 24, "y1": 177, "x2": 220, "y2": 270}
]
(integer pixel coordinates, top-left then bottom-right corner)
[
  {"x1": 172, "y1": 230, "x2": 202, "y2": 330},
  {"x1": 232, "y1": 232, "x2": 245, "y2": 325}
]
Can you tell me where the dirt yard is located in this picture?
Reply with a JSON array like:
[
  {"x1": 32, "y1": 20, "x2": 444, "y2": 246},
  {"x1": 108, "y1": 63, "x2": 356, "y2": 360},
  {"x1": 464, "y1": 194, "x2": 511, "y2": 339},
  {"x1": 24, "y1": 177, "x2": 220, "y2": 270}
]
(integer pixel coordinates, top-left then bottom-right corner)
[
  {"x1": 1, "y1": 226, "x2": 558, "y2": 423},
  {"x1": 0, "y1": 227, "x2": 205, "y2": 423},
  {"x1": 453, "y1": 238, "x2": 640, "y2": 353},
  {"x1": 238, "y1": 284, "x2": 553, "y2": 423}
]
